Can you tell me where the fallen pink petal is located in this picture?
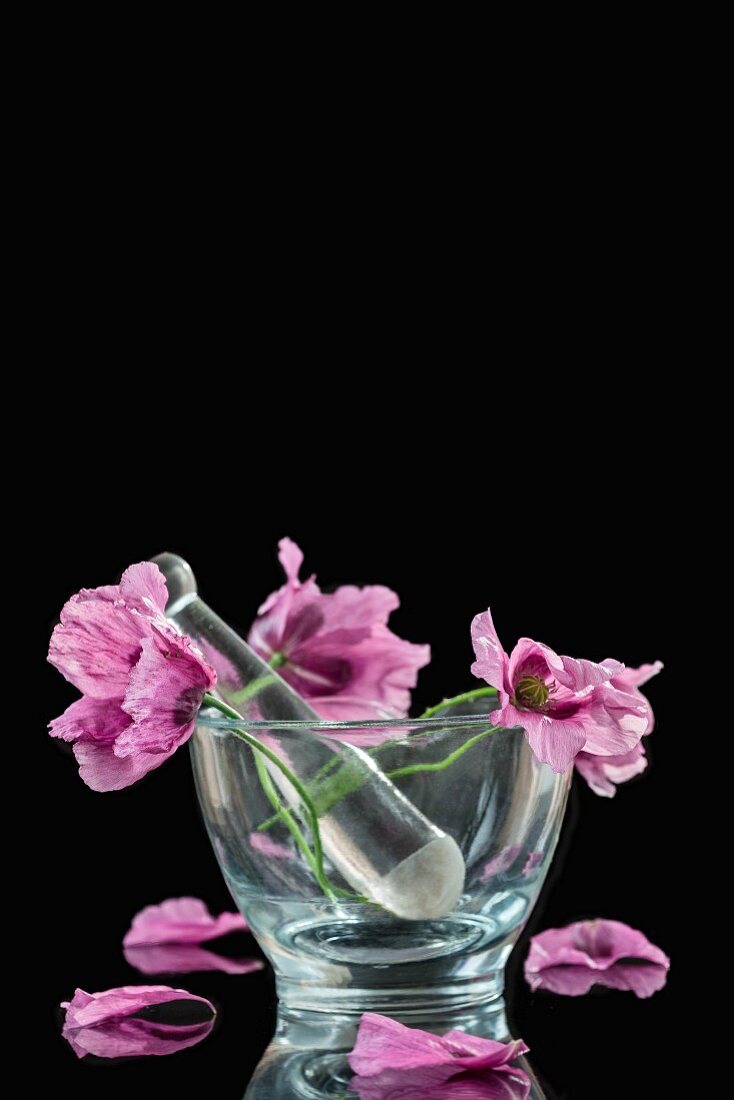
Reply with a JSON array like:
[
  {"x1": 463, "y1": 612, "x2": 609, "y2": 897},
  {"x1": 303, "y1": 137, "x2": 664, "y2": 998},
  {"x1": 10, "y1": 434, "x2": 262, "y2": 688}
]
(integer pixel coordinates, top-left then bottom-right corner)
[
  {"x1": 470, "y1": 608, "x2": 649, "y2": 772},
  {"x1": 124, "y1": 942, "x2": 264, "y2": 976},
  {"x1": 123, "y1": 896, "x2": 248, "y2": 947},
  {"x1": 348, "y1": 1013, "x2": 528, "y2": 1076},
  {"x1": 247, "y1": 537, "x2": 430, "y2": 728},
  {"x1": 529, "y1": 962, "x2": 669, "y2": 999},
  {"x1": 61, "y1": 985, "x2": 216, "y2": 1059},
  {"x1": 525, "y1": 919, "x2": 670, "y2": 999}
]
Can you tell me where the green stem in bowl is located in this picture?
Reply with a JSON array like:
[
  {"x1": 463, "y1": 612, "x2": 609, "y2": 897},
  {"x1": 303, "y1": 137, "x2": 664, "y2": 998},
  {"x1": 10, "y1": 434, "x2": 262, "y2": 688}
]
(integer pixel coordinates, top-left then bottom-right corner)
[
  {"x1": 385, "y1": 725, "x2": 501, "y2": 779},
  {"x1": 419, "y1": 685, "x2": 498, "y2": 719},
  {"x1": 201, "y1": 693, "x2": 337, "y2": 901}
]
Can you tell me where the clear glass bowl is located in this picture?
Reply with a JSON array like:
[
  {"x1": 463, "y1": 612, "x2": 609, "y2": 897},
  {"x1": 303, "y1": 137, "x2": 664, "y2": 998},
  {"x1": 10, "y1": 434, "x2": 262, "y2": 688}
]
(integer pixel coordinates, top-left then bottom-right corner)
[{"x1": 191, "y1": 698, "x2": 569, "y2": 1026}]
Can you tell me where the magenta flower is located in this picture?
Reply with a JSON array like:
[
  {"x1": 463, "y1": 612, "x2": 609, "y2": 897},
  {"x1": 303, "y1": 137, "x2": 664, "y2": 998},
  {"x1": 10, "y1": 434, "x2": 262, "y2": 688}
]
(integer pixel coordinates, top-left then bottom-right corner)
[
  {"x1": 124, "y1": 943, "x2": 263, "y2": 976},
  {"x1": 61, "y1": 985, "x2": 216, "y2": 1059},
  {"x1": 525, "y1": 919, "x2": 670, "y2": 999},
  {"x1": 48, "y1": 563, "x2": 216, "y2": 791},
  {"x1": 470, "y1": 609, "x2": 648, "y2": 772},
  {"x1": 123, "y1": 896, "x2": 248, "y2": 947},
  {"x1": 575, "y1": 661, "x2": 663, "y2": 796},
  {"x1": 247, "y1": 538, "x2": 430, "y2": 725}
]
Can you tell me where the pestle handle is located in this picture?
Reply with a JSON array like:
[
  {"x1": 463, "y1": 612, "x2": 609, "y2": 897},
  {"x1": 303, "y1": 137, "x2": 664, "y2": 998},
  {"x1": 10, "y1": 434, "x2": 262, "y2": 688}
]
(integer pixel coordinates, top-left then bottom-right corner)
[{"x1": 152, "y1": 552, "x2": 465, "y2": 920}]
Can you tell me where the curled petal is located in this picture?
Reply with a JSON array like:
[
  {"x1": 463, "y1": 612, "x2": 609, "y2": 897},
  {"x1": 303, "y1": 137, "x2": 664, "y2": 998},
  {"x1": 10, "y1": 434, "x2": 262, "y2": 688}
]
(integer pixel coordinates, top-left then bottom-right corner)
[
  {"x1": 470, "y1": 610, "x2": 509, "y2": 693},
  {"x1": 48, "y1": 591, "x2": 150, "y2": 699},
  {"x1": 61, "y1": 985, "x2": 215, "y2": 1059},
  {"x1": 348, "y1": 1013, "x2": 528, "y2": 1076},
  {"x1": 525, "y1": 919, "x2": 670, "y2": 975},
  {"x1": 49, "y1": 696, "x2": 130, "y2": 744},
  {"x1": 73, "y1": 738, "x2": 177, "y2": 792},
  {"x1": 119, "y1": 562, "x2": 169, "y2": 616},
  {"x1": 499, "y1": 705, "x2": 585, "y2": 773},
  {"x1": 118, "y1": 626, "x2": 216, "y2": 757},
  {"x1": 124, "y1": 896, "x2": 248, "y2": 947},
  {"x1": 527, "y1": 962, "x2": 668, "y2": 999},
  {"x1": 575, "y1": 743, "x2": 648, "y2": 797}
]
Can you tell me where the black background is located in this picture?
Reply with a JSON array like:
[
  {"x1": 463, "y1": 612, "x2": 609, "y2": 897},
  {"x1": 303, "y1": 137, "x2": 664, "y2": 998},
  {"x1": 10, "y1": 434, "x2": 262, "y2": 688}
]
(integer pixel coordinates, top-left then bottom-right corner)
[{"x1": 33, "y1": 457, "x2": 678, "y2": 1099}]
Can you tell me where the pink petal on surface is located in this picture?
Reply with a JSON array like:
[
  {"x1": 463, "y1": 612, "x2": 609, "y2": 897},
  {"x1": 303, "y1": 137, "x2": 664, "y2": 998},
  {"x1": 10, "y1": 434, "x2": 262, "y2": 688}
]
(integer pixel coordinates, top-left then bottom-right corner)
[
  {"x1": 525, "y1": 919, "x2": 670, "y2": 975},
  {"x1": 118, "y1": 561, "x2": 169, "y2": 615},
  {"x1": 61, "y1": 985, "x2": 215, "y2": 1059},
  {"x1": 48, "y1": 589, "x2": 151, "y2": 699},
  {"x1": 249, "y1": 832, "x2": 293, "y2": 859},
  {"x1": 49, "y1": 696, "x2": 131, "y2": 743},
  {"x1": 348, "y1": 1013, "x2": 528, "y2": 1076},
  {"x1": 527, "y1": 962, "x2": 668, "y2": 999},
  {"x1": 124, "y1": 897, "x2": 248, "y2": 947},
  {"x1": 72, "y1": 737, "x2": 178, "y2": 792},
  {"x1": 118, "y1": 627, "x2": 216, "y2": 757},
  {"x1": 470, "y1": 610, "x2": 509, "y2": 693},
  {"x1": 124, "y1": 943, "x2": 263, "y2": 976}
]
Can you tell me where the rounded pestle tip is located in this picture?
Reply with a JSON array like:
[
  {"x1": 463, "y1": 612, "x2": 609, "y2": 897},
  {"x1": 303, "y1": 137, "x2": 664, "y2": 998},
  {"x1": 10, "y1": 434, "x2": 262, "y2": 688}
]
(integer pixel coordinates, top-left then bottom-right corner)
[
  {"x1": 375, "y1": 835, "x2": 466, "y2": 921},
  {"x1": 151, "y1": 552, "x2": 198, "y2": 609}
]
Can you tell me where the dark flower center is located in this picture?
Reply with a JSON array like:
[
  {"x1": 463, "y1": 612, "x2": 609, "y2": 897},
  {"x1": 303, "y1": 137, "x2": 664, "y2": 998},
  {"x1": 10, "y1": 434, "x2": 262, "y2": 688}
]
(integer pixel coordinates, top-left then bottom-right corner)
[{"x1": 514, "y1": 675, "x2": 550, "y2": 710}]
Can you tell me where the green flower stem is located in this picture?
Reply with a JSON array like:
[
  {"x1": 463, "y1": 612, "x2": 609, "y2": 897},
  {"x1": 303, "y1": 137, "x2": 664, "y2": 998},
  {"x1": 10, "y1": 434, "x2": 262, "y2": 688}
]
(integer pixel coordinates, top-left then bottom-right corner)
[
  {"x1": 419, "y1": 686, "x2": 498, "y2": 719},
  {"x1": 228, "y1": 674, "x2": 278, "y2": 708},
  {"x1": 255, "y1": 687, "x2": 503, "y2": 833},
  {"x1": 201, "y1": 693, "x2": 337, "y2": 901},
  {"x1": 251, "y1": 750, "x2": 318, "y2": 875},
  {"x1": 385, "y1": 726, "x2": 501, "y2": 779}
]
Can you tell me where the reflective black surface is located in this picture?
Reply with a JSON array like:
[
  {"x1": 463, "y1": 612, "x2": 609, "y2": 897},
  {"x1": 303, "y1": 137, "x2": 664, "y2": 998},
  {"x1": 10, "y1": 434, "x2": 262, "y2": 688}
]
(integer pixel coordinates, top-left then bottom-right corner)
[{"x1": 36, "y1": 491, "x2": 678, "y2": 1098}]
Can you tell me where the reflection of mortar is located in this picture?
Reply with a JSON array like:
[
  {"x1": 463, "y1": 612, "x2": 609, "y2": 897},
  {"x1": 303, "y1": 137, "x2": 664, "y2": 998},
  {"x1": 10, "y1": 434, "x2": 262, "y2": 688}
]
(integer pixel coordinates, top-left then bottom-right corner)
[{"x1": 153, "y1": 552, "x2": 465, "y2": 920}]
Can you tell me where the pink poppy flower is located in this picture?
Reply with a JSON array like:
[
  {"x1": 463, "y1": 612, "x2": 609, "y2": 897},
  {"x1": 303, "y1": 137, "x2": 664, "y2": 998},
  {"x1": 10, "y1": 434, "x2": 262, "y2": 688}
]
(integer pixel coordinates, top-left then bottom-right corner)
[
  {"x1": 123, "y1": 896, "x2": 248, "y2": 947},
  {"x1": 61, "y1": 985, "x2": 215, "y2": 1058},
  {"x1": 574, "y1": 661, "x2": 662, "y2": 796},
  {"x1": 525, "y1": 919, "x2": 670, "y2": 999},
  {"x1": 124, "y1": 943, "x2": 264, "y2": 976},
  {"x1": 48, "y1": 563, "x2": 216, "y2": 791},
  {"x1": 470, "y1": 609, "x2": 648, "y2": 772},
  {"x1": 247, "y1": 538, "x2": 430, "y2": 724}
]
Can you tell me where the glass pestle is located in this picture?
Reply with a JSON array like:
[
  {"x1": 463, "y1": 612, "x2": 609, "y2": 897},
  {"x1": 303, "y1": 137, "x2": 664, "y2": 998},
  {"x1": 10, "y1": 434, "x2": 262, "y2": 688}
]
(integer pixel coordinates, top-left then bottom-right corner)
[{"x1": 152, "y1": 553, "x2": 465, "y2": 920}]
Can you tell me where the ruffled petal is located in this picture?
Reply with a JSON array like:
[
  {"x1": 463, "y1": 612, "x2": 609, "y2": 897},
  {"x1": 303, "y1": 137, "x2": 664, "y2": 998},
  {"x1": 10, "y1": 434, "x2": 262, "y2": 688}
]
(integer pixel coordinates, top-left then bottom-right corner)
[
  {"x1": 49, "y1": 696, "x2": 130, "y2": 744},
  {"x1": 503, "y1": 705, "x2": 585, "y2": 773},
  {"x1": 119, "y1": 562, "x2": 169, "y2": 615},
  {"x1": 48, "y1": 590, "x2": 149, "y2": 699},
  {"x1": 470, "y1": 610, "x2": 509, "y2": 692},
  {"x1": 118, "y1": 626, "x2": 216, "y2": 757},
  {"x1": 73, "y1": 738, "x2": 177, "y2": 792},
  {"x1": 348, "y1": 1013, "x2": 528, "y2": 1076},
  {"x1": 61, "y1": 985, "x2": 215, "y2": 1059},
  {"x1": 123, "y1": 897, "x2": 248, "y2": 947}
]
